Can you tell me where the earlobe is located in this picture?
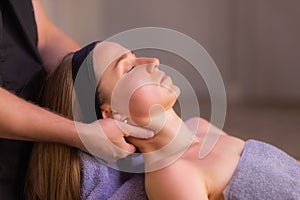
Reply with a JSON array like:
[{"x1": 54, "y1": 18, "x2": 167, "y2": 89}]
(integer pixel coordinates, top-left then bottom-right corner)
[
  {"x1": 101, "y1": 104, "x2": 113, "y2": 119},
  {"x1": 101, "y1": 103, "x2": 128, "y2": 122}
]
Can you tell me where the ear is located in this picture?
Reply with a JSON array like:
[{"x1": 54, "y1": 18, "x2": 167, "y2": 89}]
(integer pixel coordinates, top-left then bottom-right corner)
[{"x1": 101, "y1": 103, "x2": 113, "y2": 119}]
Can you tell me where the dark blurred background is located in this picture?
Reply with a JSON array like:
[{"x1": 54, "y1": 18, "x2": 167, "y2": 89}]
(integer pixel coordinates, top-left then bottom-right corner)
[{"x1": 41, "y1": 0, "x2": 300, "y2": 158}]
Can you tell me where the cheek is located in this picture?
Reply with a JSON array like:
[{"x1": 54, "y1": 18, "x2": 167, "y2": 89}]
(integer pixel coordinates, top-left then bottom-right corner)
[
  {"x1": 100, "y1": 72, "x2": 121, "y2": 102},
  {"x1": 129, "y1": 85, "x2": 177, "y2": 125}
]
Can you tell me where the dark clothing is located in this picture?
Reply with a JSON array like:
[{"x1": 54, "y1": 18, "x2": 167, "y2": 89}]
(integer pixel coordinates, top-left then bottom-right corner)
[{"x1": 0, "y1": 0, "x2": 46, "y2": 199}]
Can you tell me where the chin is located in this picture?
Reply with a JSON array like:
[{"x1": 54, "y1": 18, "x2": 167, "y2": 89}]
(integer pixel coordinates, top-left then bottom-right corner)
[
  {"x1": 162, "y1": 83, "x2": 180, "y2": 99},
  {"x1": 129, "y1": 100, "x2": 177, "y2": 127}
]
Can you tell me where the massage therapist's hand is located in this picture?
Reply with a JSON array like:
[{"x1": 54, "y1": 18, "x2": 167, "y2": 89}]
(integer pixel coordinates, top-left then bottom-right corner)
[{"x1": 76, "y1": 118, "x2": 154, "y2": 164}]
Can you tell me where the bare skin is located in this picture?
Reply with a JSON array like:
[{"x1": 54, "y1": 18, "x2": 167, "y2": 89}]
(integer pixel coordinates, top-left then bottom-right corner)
[
  {"x1": 95, "y1": 42, "x2": 297, "y2": 199},
  {"x1": 128, "y1": 114, "x2": 244, "y2": 200},
  {"x1": 33, "y1": 0, "x2": 80, "y2": 73},
  {"x1": 95, "y1": 42, "x2": 245, "y2": 199}
]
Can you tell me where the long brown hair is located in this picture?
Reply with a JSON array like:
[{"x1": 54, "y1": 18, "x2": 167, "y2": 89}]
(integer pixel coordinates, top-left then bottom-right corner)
[{"x1": 25, "y1": 54, "x2": 81, "y2": 200}]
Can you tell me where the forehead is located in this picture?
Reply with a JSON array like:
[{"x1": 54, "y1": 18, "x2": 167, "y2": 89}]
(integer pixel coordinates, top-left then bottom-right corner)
[{"x1": 93, "y1": 42, "x2": 130, "y2": 80}]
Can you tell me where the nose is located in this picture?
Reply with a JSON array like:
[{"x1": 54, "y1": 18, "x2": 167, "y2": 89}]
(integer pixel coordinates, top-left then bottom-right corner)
[{"x1": 135, "y1": 57, "x2": 160, "y2": 73}]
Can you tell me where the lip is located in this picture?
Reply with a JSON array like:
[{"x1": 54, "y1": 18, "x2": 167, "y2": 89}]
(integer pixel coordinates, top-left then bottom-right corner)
[{"x1": 160, "y1": 73, "x2": 169, "y2": 83}]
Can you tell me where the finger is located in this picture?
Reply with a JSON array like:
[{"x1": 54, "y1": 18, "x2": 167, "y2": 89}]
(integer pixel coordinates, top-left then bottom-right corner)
[
  {"x1": 113, "y1": 138, "x2": 136, "y2": 158},
  {"x1": 115, "y1": 120, "x2": 155, "y2": 139}
]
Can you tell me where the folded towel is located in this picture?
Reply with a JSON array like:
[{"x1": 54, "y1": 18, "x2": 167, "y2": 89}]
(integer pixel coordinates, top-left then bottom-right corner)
[
  {"x1": 108, "y1": 173, "x2": 147, "y2": 200},
  {"x1": 224, "y1": 139, "x2": 300, "y2": 200},
  {"x1": 80, "y1": 152, "x2": 147, "y2": 200}
]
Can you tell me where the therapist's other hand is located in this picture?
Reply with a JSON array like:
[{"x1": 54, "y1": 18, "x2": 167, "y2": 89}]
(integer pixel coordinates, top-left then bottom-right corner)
[{"x1": 76, "y1": 118, "x2": 154, "y2": 164}]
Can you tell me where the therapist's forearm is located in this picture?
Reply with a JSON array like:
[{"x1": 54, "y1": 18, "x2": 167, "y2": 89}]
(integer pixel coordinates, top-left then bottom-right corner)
[{"x1": 0, "y1": 87, "x2": 82, "y2": 149}]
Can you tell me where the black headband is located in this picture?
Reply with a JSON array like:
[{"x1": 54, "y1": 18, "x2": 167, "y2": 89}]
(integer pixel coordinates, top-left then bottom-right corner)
[{"x1": 72, "y1": 41, "x2": 102, "y2": 122}]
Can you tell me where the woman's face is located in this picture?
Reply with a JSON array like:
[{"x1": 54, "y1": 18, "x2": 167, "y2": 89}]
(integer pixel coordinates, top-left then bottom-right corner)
[{"x1": 93, "y1": 42, "x2": 180, "y2": 125}]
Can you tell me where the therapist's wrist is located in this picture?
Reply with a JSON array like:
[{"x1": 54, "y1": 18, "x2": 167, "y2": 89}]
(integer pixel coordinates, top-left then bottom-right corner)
[
  {"x1": 44, "y1": 116, "x2": 86, "y2": 151},
  {"x1": 65, "y1": 120, "x2": 87, "y2": 151}
]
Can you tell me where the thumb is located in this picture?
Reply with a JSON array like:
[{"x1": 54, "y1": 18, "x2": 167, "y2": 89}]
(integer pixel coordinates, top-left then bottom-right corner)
[{"x1": 115, "y1": 120, "x2": 155, "y2": 139}]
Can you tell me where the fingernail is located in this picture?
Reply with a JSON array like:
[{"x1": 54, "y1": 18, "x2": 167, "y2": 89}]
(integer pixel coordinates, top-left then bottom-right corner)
[{"x1": 146, "y1": 131, "x2": 155, "y2": 138}]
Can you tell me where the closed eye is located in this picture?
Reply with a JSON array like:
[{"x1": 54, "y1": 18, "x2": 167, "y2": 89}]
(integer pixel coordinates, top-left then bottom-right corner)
[{"x1": 127, "y1": 65, "x2": 135, "y2": 73}]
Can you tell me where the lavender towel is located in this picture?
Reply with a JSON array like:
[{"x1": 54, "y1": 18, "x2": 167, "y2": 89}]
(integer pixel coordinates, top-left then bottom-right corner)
[
  {"x1": 80, "y1": 152, "x2": 148, "y2": 200},
  {"x1": 224, "y1": 139, "x2": 300, "y2": 200}
]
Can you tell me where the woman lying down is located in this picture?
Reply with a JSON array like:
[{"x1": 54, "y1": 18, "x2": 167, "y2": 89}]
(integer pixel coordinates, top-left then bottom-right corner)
[{"x1": 27, "y1": 41, "x2": 300, "y2": 200}]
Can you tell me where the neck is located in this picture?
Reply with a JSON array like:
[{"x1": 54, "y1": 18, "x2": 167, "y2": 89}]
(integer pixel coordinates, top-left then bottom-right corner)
[
  {"x1": 139, "y1": 109, "x2": 184, "y2": 152},
  {"x1": 128, "y1": 109, "x2": 197, "y2": 171}
]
